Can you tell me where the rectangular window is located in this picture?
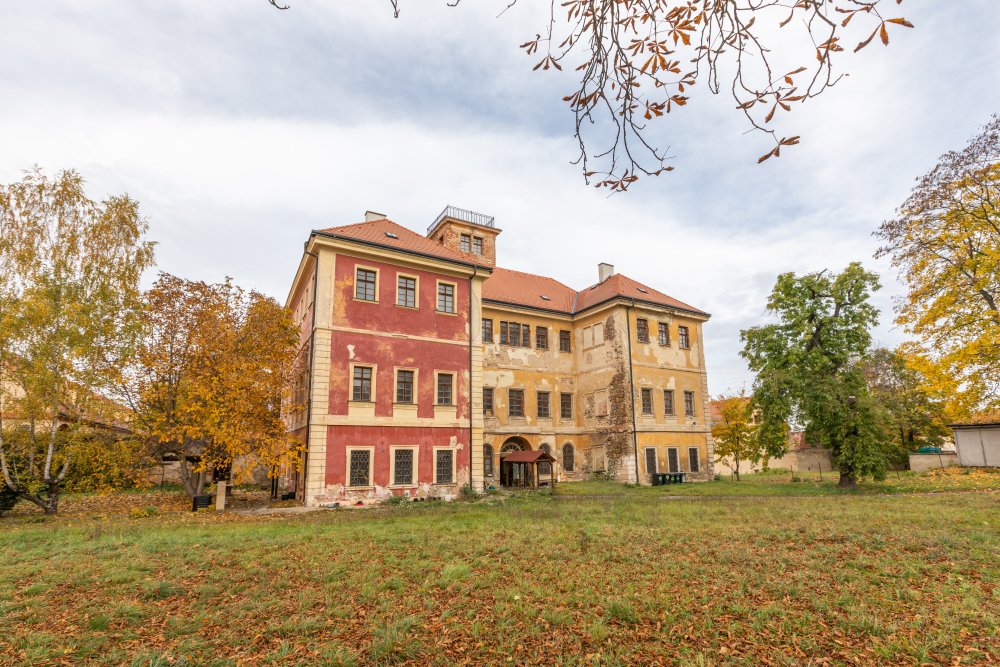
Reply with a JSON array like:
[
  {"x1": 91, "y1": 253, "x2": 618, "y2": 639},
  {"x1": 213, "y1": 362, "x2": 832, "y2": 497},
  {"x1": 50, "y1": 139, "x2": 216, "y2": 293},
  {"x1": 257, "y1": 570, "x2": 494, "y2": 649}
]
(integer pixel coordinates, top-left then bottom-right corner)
[
  {"x1": 535, "y1": 327, "x2": 548, "y2": 350},
  {"x1": 537, "y1": 391, "x2": 550, "y2": 419},
  {"x1": 641, "y1": 388, "x2": 653, "y2": 415},
  {"x1": 483, "y1": 387, "x2": 494, "y2": 414},
  {"x1": 658, "y1": 322, "x2": 670, "y2": 346},
  {"x1": 352, "y1": 366, "x2": 372, "y2": 402},
  {"x1": 593, "y1": 323, "x2": 604, "y2": 346},
  {"x1": 508, "y1": 322, "x2": 521, "y2": 347},
  {"x1": 559, "y1": 330, "x2": 571, "y2": 353},
  {"x1": 472, "y1": 237, "x2": 483, "y2": 255},
  {"x1": 435, "y1": 449, "x2": 454, "y2": 484},
  {"x1": 482, "y1": 318, "x2": 493, "y2": 343},
  {"x1": 349, "y1": 449, "x2": 371, "y2": 487},
  {"x1": 667, "y1": 448, "x2": 680, "y2": 473},
  {"x1": 636, "y1": 318, "x2": 649, "y2": 343},
  {"x1": 645, "y1": 448, "x2": 658, "y2": 476},
  {"x1": 396, "y1": 370, "x2": 414, "y2": 404},
  {"x1": 684, "y1": 390, "x2": 695, "y2": 417},
  {"x1": 521, "y1": 324, "x2": 530, "y2": 348},
  {"x1": 688, "y1": 447, "x2": 700, "y2": 473},
  {"x1": 437, "y1": 373, "x2": 453, "y2": 405},
  {"x1": 560, "y1": 393, "x2": 573, "y2": 420},
  {"x1": 393, "y1": 449, "x2": 414, "y2": 486},
  {"x1": 594, "y1": 389, "x2": 608, "y2": 416},
  {"x1": 679, "y1": 325, "x2": 691, "y2": 349},
  {"x1": 663, "y1": 390, "x2": 675, "y2": 415},
  {"x1": 509, "y1": 389, "x2": 524, "y2": 417},
  {"x1": 355, "y1": 269, "x2": 376, "y2": 302},
  {"x1": 499, "y1": 321, "x2": 508, "y2": 345},
  {"x1": 437, "y1": 283, "x2": 455, "y2": 313},
  {"x1": 460, "y1": 234, "x2": 471, "y2": 253},
  {"x1": 396, "y1": 275, "x2": 416, "y2": 308}
]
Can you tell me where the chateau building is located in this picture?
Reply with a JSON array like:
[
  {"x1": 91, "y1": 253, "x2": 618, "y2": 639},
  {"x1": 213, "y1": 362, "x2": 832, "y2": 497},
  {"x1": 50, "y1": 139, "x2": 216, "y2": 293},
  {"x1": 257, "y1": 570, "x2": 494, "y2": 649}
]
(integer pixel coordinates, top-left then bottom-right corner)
[{"x1": 284, "y1": 207, "x2": 714, "y2": 504}]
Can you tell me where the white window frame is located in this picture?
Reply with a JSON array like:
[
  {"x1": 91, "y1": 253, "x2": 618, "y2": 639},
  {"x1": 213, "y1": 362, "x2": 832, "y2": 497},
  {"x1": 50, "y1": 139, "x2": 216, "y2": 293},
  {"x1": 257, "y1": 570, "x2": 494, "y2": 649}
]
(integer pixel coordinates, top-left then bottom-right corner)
[
  {"x1": 345, "y1": 446, "x2": 375, "y2": 489},
  {"x1": 436, "y1": 280, "x2": 457, "y2": 314},
  {"x1": 389, "y1": 445, "x2": 419, "y2": 488},
  {"x1": 433, "y1": 446, "x2": 457, "y2": 485},
  {"x1": 354, "y1": 265, "x2": 380, "y2": 303},
  {"x1": 667, "y1": 447, "x2": 680, "y2": 474},
  {"x1": 349, "y1": 362, "x2": 377, "y2": 403},
  {"x1": 434, "y1": 370, "x2": 455, "y2": 406},
  {"x1": 393, "y1": 367, "x2": 418, "y2": 404},
  {"x1": 395, "y1": 272, "x2": 419, "y2": 309},
  {"x1": 688, "y1": 447, "x2": 700, "y2": 473},
  {"x1": 644, "y1": 447, "x2": 658, "y2": 475}
]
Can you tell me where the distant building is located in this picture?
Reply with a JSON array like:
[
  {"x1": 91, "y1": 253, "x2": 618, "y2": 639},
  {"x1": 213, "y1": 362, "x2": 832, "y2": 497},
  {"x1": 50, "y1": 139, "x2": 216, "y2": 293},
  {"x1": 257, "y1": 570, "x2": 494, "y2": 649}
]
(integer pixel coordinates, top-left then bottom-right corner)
[
  {"x1": 284, "y1": 206, "x2": 714, "y2": 505},
  {"x1": 949, "y1": 420, "x2": 1000, "y2": 467}
]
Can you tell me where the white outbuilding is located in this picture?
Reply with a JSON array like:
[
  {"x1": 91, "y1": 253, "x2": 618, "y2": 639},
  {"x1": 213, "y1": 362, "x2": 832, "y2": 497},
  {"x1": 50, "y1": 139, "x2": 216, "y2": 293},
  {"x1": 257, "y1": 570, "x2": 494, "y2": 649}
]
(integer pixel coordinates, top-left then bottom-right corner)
[{"x1": 949, "y1": 421, "x2": 1000, "y2": 467}]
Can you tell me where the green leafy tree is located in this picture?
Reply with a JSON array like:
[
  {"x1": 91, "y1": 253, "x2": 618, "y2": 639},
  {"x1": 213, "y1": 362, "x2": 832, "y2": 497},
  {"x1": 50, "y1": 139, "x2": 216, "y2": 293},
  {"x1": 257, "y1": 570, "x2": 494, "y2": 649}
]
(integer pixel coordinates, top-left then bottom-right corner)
[
  {"x1": 860, "y1": 347, "x2": 950, "y2": 466},
  {"x1": 742, "y1": 263, "x2": 887, "y2": 488},
  {"x1": 0, "y1": 168, "x2": 154, "y2": 514},
  {"x1": 711, "y1": 392, "x2": 778, "y2": 481}
]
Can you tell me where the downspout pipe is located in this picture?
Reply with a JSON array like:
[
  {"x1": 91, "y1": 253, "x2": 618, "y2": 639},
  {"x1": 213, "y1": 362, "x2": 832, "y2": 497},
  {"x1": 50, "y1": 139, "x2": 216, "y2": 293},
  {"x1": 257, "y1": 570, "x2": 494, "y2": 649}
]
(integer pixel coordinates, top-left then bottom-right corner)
[
  {"x1": 625, "y1": 300, "x2": 640, "y2": 484},
  {"x1": 300, "y1": 243, "x2": 320, "y2": 502}
]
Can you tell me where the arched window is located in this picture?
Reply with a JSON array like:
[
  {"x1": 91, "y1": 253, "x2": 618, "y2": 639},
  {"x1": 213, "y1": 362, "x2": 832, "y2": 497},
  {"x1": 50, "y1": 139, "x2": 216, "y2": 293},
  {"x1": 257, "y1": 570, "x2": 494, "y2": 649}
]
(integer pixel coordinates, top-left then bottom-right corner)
[
  {"x1": 562, "y1": 443, "x2": 575, "y2": 472},
  {"x1": 539, "y1": 443, "x2": 552, "y2": 475},
  {"x1": 483, "y1": 444, "x2": 494, "y2": 477}
]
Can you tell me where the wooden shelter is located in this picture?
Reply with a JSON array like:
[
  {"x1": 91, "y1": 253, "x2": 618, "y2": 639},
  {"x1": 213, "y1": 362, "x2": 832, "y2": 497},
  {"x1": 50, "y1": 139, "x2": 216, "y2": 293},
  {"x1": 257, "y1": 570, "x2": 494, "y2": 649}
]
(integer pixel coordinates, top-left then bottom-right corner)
[{"x1": 501, "y1": 449, "x2": 556, "y2": 489}]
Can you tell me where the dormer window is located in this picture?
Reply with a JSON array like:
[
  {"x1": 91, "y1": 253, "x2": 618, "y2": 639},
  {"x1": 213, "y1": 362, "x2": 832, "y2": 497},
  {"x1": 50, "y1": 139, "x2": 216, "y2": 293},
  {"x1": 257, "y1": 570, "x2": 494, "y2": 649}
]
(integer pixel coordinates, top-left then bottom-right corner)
[
  {"x1": 540, "y1": 295, "x2": 550, "y2": 301},
  {"x1": 384, "y1": 232, "x2": 399, "y2": 239},
  {"x1": 636, "y1": 287, "x2": 648, "y2": 294}
]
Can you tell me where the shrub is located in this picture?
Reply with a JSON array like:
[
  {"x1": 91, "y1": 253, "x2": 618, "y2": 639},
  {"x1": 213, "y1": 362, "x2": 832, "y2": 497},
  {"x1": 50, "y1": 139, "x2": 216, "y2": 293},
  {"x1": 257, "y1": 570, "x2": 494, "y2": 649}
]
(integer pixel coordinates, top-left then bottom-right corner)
[
  {"x1": 0, "y1": 484, "x2": 18, "y2": 516},
  {"x1": 459, "y1": 484, "x2": 479, "y2": 501},
  {"x1": 384, "y1": 494, "x2": 408, "y2": 506},
  {"x1": 64, "y1": 434, "x2": 155, "y2": 493}
]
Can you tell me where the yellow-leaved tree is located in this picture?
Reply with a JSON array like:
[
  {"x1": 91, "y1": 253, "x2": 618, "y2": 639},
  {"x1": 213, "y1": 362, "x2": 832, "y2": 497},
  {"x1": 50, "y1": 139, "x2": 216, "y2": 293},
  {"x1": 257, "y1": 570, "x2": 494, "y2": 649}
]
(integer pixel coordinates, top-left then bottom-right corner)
[
  {"x1": 876, "y1": 115, "x2": 1000, "y2": 412},
  {"x1": 125, "y1": 273, "x2": 303, "y2": 498}
]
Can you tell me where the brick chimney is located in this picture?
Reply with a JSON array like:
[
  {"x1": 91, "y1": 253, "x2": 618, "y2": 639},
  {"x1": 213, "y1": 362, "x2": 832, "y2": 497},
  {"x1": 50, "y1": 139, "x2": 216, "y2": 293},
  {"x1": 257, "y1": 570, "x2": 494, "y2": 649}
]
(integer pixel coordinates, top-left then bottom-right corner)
[{"x1": 598, "y1": 262, "x2": 615, "y2": 283}]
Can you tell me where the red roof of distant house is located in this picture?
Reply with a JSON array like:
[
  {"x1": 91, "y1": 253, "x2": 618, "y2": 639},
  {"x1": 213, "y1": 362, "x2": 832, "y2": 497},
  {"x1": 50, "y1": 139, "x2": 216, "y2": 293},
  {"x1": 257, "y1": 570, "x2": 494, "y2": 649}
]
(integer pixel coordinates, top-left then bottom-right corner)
[
  {"x1": 503, "y1": 450, "x2": 556, "y2": 463},
  {"x1": 317, "y1": 218, "x2": 490, "y2": 268}
]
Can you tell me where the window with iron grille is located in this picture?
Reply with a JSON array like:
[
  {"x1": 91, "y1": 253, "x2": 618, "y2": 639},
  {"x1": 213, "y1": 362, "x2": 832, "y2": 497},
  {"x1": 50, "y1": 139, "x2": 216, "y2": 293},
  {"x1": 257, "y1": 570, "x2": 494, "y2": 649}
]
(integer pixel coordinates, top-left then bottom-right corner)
[
  {"x1": 460, "y1": 234, "x2": 471, "y2": 253},
  {"x1": 667, "y1": 447, "x2": 680, "y2": 473},
  {"x1": 472, "y1": 237, "x2": 484, "y2": 255},
  {"x1": 539, "y1": 443, "x2": 552, "y2": 475},
  {"x1": 483, "y1": 444, "x2": 494, "y2": 477},
  {"x1": 499, "y1": 321, "x2": 508, "y2": 345},
  {"x1": 658, "y1": 322, "x2": 670, "y2": 346},
  {"x1": 437, "y1": 283, "x2": 455, "y2": 313},
  {"x1": 355, "y1": 269, "x2": 376, "y2": 301},
  {"x1": 521, "y1": 324, "x2": 530, "y2": 347},
  {"x1": 678, "y1": 325, "x2": 691, "y2": 349},
  {"x1": 349, "y1": 449, "x2": 371, "y2": 487},
  {"x1": 562, "y1": 443, "x2": 574, "y2": 472},
  {"x1": 535, "y1": 327, "x2": 548, "y2": 350},
  {"x1": 435, "y1": 449, "x2": 454, "y2": 484},
  {"x1": 664, "y1": 389, "x2": 675, "y2": 415},
  {"x1": 509, "y1": 389, "x2": 524, "y2": 417},
  {"x1": 688, "y1": 447, "x2": 700, "y2": 473},
  {"x1": 482, "y1": 318, "x2": 493, "y2": 343},
  {"x1": 560, "y1": 393, "x2": 573, "y2": 420},
  {"x1": 396, "y1": 370, "x2": 414, "y2": 404},
  {"x1": 393, "y1": 449, "x2": 414, "y2": 485},
  {"x1": 559, "y1": 330, "x2": 571, "y2": 352},
  {"x1": 437, "y1": 374, "x2": 453, "y2": 405},
  {"x1": 396, "y1": 276, "x2": 416, "y2": 308},
  {"x1": 641, "y1": 388, "x2": 653, "y2": 415},
  {"x1": 684, "y1": 390, "x2": 695, "y2": 416},
  {"x1": 537, "y1": 391, "x2": 550, "y2": 419},
  {"x1": 636, "y1": 318, "x2": 649, "y2": 343},
  {"x1": 645, "y1": 448, "x2": 658, "y2": 476},
  {"x1": 352, "y1": 366, "x2": 372, "y2": 402}
]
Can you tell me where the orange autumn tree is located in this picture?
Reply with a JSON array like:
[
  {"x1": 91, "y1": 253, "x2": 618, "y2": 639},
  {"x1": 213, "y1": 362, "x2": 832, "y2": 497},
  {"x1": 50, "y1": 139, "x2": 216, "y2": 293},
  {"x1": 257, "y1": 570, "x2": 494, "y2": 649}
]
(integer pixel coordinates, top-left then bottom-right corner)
[
  {"x1": 126, "y1": 273, "x2": 302, "y2": 498},
  {"x1": 271, "y1": 0, "x2": 913, "y2": 190}
]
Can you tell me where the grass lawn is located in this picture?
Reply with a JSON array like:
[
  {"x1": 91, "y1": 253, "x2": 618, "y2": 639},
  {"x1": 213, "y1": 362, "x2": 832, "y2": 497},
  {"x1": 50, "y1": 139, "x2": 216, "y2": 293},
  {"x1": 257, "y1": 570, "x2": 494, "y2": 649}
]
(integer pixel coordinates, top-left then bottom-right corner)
[{"x1": 1, "y1": 474, "x2": 997, "y2": 666}]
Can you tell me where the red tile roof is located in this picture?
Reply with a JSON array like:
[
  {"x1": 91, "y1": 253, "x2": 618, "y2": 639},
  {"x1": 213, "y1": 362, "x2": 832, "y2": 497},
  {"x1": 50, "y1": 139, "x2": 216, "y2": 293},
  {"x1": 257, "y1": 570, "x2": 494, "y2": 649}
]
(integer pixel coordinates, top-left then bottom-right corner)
[
  {"x1": 317, "y1": 218, "x2": 489, "y2": 267},
  {"x1": 484, "y1": 267, "x2": 707, "y2": 316}
]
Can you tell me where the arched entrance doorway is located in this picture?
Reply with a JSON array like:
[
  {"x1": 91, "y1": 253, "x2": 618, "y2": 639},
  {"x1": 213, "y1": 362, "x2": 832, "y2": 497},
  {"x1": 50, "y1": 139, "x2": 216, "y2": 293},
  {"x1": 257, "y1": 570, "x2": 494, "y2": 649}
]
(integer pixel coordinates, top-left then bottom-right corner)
[{"x1": 499, "y1": 436, "x2": 529, "y2": 487}]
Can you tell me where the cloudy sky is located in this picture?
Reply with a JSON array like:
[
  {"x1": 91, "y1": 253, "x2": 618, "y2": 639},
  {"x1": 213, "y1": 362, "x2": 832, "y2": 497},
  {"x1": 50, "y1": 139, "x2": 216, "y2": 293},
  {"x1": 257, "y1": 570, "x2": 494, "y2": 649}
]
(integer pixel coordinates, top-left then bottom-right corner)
[{"x1": 2, "y1": 1, "x2": 998, "y2": 394}]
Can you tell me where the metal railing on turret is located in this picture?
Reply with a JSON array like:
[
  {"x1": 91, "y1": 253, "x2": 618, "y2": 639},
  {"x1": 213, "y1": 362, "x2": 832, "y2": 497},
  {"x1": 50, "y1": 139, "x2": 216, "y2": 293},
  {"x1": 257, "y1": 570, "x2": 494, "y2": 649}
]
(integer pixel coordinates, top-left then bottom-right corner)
[{"x1": 428, "y1": 205, "x2": 495, "y2": 234}]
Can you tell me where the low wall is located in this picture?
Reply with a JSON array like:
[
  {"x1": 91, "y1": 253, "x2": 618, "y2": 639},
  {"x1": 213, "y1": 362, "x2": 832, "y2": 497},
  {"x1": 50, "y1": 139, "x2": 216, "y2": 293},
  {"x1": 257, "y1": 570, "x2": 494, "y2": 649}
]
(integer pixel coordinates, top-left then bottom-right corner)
[{"x1": 908, "y1": 451, "x2": 959, "y2": 473}]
